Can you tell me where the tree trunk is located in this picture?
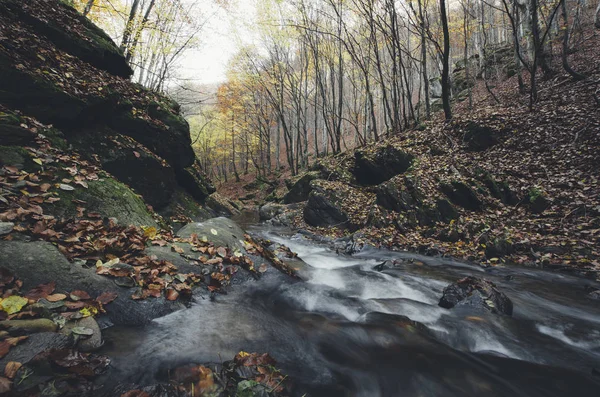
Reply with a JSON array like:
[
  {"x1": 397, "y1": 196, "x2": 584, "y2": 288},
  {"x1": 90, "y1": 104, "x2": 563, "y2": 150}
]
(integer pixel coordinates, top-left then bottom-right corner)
[
  {"x1": 83, "y1": 0, "x2": 95, "y2": 16},
  {"x1": 560, "y1": 0, "x2": 586, "y2": 80},
  {"x1": 125, "y1": 0, "x2": 156, "y2": 64},
  {"x1": 595, "y1": 0, "x2": 600, "y2": 28},
  {"x1": 439, "y1": 0, "x2": 452, "y2": 120},
  {"x1": 121, "y1": 0, "x2": 140, "y2": 52}
]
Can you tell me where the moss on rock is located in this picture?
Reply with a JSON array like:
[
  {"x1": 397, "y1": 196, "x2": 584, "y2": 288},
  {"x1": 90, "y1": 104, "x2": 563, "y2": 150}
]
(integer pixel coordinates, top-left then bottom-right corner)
[{"x1": 46, "y1": 177, "x2": 156, "y2": 227}]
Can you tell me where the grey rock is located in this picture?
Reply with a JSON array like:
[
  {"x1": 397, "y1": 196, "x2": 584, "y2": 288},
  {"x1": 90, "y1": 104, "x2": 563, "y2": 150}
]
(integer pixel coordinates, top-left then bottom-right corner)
[
  {"x1": 0, "y1": 332, "x2": 71, "y2": 371},
  {"x1": 439, "y1": 276, "x2": 513, "y2": 316},
  {"x1": 177, "y1": 217, "x2": 246, "y2": 252},
  {"x1": 259, "y1": 203, "x2": 285, "y2": 221}
]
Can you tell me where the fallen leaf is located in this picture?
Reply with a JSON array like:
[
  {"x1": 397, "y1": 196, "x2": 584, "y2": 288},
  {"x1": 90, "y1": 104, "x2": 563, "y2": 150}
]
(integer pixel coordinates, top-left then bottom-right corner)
[
  {"x1": 25, "y1": 282, "x2": 56, "y2": 301},
  {"x1": 4, "y1": 362, "x2": 21, "y2": 379},
  {"x1": 165, "y1": 289, "x2": 179, "y2": 301},
  {"x1": 59, "y1": 184, "x2": 75, "y2": 191},
  {"x1": 70, "y1": 290, "x2": 91, "y2": 301},
  {"x1": 0, "y1": 296, "x2": 29, "y2": 315},
  {"x1": 46, "y1": 293, "x2": 67, "y2": 302},
  {"x1": 0, "y1": 336, "x2": 28, "y2": 359},
  {"x1": 96, "y1": 292, "x2": 117, "y2": 305},
  {"x1": 0, "y1": 377, "x2": 10, "y2": 393}
]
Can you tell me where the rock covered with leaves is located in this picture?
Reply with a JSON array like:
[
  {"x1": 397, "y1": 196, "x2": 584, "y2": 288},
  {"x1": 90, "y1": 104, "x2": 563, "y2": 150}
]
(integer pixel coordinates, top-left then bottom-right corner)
[{"x1": 0, "y1": 0, "x2": 215, "y2": 219}]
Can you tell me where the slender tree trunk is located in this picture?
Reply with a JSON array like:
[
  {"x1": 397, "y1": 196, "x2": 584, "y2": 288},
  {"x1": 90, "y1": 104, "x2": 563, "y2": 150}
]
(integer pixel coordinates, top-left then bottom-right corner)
[
  {"x1": 439, "y1": 0, "x2": 452, "y2": 120},
  {"x1": 83, "y1": 0, "x2": 95, "y2": 16},
  {"x1": 125, "y1": 0, "x2": 156, "y2": 64},
  {"x1": 560, "y1": 0, "x2": 586, "y2": 80},
  {"x1": 121, "y1": 0, "x2": 141, "y2": 52},
  {"x1": 418, "y1": 0, "x2": 430, "y2": 118}
]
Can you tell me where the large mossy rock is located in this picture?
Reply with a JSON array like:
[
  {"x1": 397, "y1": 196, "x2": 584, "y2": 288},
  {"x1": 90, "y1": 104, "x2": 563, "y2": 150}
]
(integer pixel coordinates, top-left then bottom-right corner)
[
  {"x1": 259, "y1": 203, "x2": 286, "y2": 221},
  {"x1": 3, "y1": 0, "x2": 132, "y2": 78},
  {"x1": 45, "y1": 177, "x2": 157, "y2": 227},
  {"x1": 284, "y1": 172, "x2": 321, "y2": 203},
  {"x1": 0, "y1": 145, "x2": 42, "y2": 173},
  {"x1": 440, "y1": 181, "x2": 482, "y2": 211},
  {"x1": 352, "y1": 145, "x2": 414, "y2": 186},
  {"x1": 73, "y1": 131, "x2": 177, "y2": 210},
  {"x1": 304, "y1": 189, "x2": 349, "y2": 228},
  {"x1": 439, "y1": 276, "x2": 513, "y2": 316},
  {"x1": 0, "y1": 240, "x2": 184, "y2": 325},
  {"x1": 111, "y1": 101, "x2": 195, "y2": 170}
]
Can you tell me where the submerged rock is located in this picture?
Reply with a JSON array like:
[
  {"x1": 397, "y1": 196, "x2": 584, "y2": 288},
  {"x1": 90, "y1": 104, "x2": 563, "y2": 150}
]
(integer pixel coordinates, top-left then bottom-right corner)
[
  {"x1": 439, "y1": 276, "x2": 513, "y2": 316},
  {"x1": 259, "y1": 202, "x2": 285, "y2": 221}
]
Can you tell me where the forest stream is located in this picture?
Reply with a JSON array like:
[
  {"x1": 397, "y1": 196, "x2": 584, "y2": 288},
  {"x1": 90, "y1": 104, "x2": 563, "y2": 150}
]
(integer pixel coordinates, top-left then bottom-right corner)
[{"x1": 100, "y1": 220, "x2": 600, "y2": 397}]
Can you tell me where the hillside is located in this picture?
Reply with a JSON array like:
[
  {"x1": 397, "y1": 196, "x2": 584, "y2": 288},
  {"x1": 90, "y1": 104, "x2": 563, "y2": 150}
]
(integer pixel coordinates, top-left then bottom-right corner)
[{"x1": 246, "y1": 28, "x2": 600, "y2": 280}]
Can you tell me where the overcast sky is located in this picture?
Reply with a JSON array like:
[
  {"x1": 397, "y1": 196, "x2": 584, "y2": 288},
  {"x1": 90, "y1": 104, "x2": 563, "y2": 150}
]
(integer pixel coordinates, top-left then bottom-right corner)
[{"x1": 176, "y1": 0, "x2": 258, "y2": 85}]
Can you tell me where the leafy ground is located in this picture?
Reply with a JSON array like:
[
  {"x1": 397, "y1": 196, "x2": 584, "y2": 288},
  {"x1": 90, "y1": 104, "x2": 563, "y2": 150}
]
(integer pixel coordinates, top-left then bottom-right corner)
[{"x1": 223, "y1": 29, "x2": 600, "y2": 280}]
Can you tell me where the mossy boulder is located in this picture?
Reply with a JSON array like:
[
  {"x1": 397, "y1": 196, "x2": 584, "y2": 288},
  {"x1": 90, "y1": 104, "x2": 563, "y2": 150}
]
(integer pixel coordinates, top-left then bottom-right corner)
[
  {"x1": 352, "y1": 145, "x2": 414, "y2": 186},
  {"x1": 528, "y1": 187, "x2": 550, "y2": 214},
  {"x1": 206, "y1": 193, "x2": 241, "y2": 217},
  {"x1": 482, "y1": 174, "x2": 518, "y2": 205},
  {"x1": 45, "y1": 177, "x2": 157, "y2": 227},
  {"x1": 0, "y1": 240, "x2": 183, "y2": 325},
  {"x1": 0, "y1": 115, "x2": 36, "y2": 146},
  {"x1": 176, "y1": 217, "x2": 246, "y2": 252}
]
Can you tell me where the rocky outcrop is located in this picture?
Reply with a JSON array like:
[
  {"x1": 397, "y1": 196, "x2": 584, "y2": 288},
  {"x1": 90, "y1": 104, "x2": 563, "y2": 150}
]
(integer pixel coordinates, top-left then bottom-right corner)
[
  {"x1": 439, "y1": 276, "x2": 513, "y2": 316},
  {"x1": 304, "y1": 190, "x2": 349, "y2": 228},
  {"x1": 0, "y1": 0, "x2": 213, "y2": 209},
  {"x1": 175, "y1": 159, "x2": 216, "y2": 203},
  {"x1": 440, "y1": 181, "x2": 482, "y2": 211},
  {"x1": 284, "y1": 171, "x2": 321, "y2": 203},
  {"x1": 462, "y1": 121, "x2": 500, "y2": 151},
  {"x1": 352, "y1": 145, "x2": 414, "y2": 186}
]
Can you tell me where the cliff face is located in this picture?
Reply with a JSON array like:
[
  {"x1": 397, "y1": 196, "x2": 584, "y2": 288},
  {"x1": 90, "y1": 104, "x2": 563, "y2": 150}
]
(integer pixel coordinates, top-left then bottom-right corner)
[{"x1": 0, "y1": 0, "x2": 214, "y2": 217}]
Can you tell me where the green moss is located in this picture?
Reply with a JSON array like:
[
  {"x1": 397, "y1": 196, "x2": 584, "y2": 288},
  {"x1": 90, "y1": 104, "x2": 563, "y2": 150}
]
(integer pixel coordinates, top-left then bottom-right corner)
[
  {"x1": 42, "y1": 127, "x2": 69, "y2": 151},
  {"x1": 528, "y1": 186, "x2": 544, "y2": 202},
  {"x1": 46, "y1": 177, "x2": 156, "y2": 227},
  {"x1": 0, "y1": 146, "x2": 41, "y2": 173},
  {"x1": 0, "y1": 112, "x2": 22, "y2": 125}
]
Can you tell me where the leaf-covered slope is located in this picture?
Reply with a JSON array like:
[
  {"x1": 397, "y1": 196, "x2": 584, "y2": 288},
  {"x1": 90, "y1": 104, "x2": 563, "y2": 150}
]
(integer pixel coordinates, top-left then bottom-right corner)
[{"x1": 271, "y1": 33, "x2": 600, "y2": 279}]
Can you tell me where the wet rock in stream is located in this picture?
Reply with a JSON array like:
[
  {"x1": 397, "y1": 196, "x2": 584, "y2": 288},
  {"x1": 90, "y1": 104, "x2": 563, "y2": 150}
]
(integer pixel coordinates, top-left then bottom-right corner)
[{"x1": 439, "y1": 276, "x2": 513, "y2": 315}]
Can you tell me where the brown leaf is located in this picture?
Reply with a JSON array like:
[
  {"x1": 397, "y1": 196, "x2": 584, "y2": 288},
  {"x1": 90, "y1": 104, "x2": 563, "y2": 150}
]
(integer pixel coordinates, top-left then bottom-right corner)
[
  {"x1": 4, "y1": 362, "x2": 21, "y2": 379},
  {"x1": 0, "y1": 336, "x2": 28, "y2": 359},
  {"x1": 25, "y1": 282, "x2": 55, "y2": 301},
  {"x1": 258, "y1": 264, "x2": 268, "y2": 273},
  {"x1": 217, "y1": 247, "x2": 227, "y2": 258},
  {"x1": 165, "y1": 289, "x2": 179, "y2": 301},
  {"x1": 96, "y1": 292, "x2": 117, "y2": 305},
  {"x1": 46, "y1": 293, "x2": 67, "y2": 302}
]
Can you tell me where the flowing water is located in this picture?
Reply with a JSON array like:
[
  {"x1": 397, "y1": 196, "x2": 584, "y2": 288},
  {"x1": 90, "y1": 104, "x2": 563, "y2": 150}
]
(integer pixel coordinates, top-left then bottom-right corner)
[{"x1": 102, "y1": 224, "x2": 600, "y2": 396}]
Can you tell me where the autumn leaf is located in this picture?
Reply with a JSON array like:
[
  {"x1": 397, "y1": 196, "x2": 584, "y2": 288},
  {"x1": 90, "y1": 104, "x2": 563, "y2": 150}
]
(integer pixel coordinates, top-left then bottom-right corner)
[
  {"x1": 4, "y1": 362, "x2": 21, "y2": 379},
  {"x1": 70, "y1": 290, "x2": 91, "y2": 301},
  {"x1": 0, "y1": 336, "x2": 28, "y2": 359},
  {"x1": 25, "y1": 281, "x2": 56, "y2": 301},
  {"x1": 0, "y1": 296, "x2": 29, "y2": 315},
  {"x1": 96, "y1": 292, "x2": 118, "y2": 305}
]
